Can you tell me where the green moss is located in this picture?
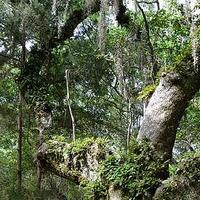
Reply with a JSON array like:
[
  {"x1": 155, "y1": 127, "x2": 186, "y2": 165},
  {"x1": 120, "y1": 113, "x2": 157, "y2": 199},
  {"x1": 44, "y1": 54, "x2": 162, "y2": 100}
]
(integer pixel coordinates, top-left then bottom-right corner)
[
  {"x1": 69, "y1": 138, "x2": 95, "y2": 154},
  {"x1": 64, "y1": 137, "x2": 108, "y2": 155},
  {"x1": 137, "y1": 84, "x2": 156, "y2": 100}
]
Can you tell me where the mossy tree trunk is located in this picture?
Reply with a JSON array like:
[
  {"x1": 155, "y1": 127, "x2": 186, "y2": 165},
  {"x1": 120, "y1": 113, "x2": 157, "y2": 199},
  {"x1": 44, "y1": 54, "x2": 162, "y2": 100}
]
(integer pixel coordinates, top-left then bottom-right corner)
[{"x1": 137, "y1": 69, "x2": 200, "y2": 159}]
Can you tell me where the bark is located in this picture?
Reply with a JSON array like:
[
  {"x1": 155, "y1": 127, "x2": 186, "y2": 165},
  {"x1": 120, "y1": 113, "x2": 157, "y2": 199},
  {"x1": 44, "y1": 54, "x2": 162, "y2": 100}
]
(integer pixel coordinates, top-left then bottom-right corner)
[
  {"x1": 98, "y1": 0, "x2": 108, "y2": 52},
  {"x1": 35, "y1": 104, "x2": 52, "y2": 190},
  {"x1": 17, "y1": 91, "x2": 23, "y2": 192},
  {"x1": 37, "y1": 139, "x2": 123, "y2": 200},
  {"x1": 137, "y1": 68, "x2": 200, "y2": 158},
  {"x1": 51, "y1": 0, "x2": 100, "y2": 47}
]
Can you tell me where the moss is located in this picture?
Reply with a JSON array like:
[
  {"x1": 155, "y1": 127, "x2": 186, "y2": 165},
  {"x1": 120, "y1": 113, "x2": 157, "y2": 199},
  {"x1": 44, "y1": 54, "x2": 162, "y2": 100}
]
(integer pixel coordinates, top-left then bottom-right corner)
[
  {"x1": 65, "y1": 137, "x2": 108, "y2": 155},
  {"x1": 137, "y1": 84, "x2": 156, "y2": 100}
]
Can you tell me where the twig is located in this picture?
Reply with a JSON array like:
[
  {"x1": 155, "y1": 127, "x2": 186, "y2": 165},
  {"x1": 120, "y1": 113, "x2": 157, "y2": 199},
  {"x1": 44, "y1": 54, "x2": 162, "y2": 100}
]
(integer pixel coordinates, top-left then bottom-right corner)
[{"x1": 65, "y1": 69, "x2": 76, "y2": 141}]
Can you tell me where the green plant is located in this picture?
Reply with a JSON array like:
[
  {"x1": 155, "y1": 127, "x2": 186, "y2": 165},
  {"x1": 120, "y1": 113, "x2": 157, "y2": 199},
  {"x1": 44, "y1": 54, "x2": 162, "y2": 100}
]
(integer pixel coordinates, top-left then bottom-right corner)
[
  {"x1": 100, "y1": 140, "x2": 166, "y2": 199},
  {"x1": 137, "y1": 84, "x2": 156, "y2": 100},
  {"x1": 81, "y1": 180, "x2": 107, "y2": 200}
]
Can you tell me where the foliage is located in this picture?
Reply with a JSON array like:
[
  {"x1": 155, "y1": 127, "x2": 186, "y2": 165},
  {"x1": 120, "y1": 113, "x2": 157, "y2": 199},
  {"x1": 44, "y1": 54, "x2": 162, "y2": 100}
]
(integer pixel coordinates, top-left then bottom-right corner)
[
  {"x1": 137, "y1": 84, "x2": 156, "y2": 100},
  {"x1": 81, "y1": 180, "x2": 107, "y2": 200},
  {"x1": 155, "y1": 150, "x2": 200, "y2": 200},
  {"x1": 174, "y1": 91, "x2": 200, "y2": 159},
  {"x1": 1, "y1": 0, "x2": 200, "y2": 199},
  {"x1": 100, "y1": 140, "x2": 166, "y2": 199}
]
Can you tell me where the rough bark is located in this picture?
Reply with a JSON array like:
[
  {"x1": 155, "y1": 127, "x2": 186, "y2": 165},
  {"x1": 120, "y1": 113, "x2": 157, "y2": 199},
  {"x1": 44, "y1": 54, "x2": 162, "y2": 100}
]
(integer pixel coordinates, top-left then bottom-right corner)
[
  {"x1": 35, "y1": 103, "x2": 52, "y2": 190},
  {"x1": 38, "y1": 140, "x2": 104, "y2": 182},
  {"x1": 37, "y1": 139, "x2": 123, "y2": 200}
]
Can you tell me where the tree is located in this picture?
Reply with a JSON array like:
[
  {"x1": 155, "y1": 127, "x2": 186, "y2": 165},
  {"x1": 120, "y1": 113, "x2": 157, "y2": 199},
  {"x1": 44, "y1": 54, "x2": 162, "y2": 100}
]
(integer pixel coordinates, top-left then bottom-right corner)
[{"x1": 1, "y1": 0, "x2": 200, "y2": 199}]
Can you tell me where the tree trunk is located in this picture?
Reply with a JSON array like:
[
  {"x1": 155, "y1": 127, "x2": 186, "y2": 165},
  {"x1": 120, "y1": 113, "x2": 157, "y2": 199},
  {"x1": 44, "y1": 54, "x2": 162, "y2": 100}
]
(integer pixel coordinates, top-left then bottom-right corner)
[
  {"x1": 17, "y1": 16, "x2": 26, "y2": 192},
  {"x1": 138, "y1": 2, "x2": 200, "y2": 159},
  {"x1": 35, "y1": 104, "x2": 52, "y2": 190},
  {"x1": 17, "y1": 91, "x2": 23, "y2": 193},
  {"x1": 137, "y1": 70, "x2": 200, "y2": 159}
]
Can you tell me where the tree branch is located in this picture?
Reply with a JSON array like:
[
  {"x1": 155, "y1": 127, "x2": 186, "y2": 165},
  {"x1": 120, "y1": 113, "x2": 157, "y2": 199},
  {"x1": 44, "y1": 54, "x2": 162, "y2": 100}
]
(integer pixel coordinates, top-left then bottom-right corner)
[
  {"x1": 135, "y1": 0, "x2": 158, "y2": 80},
  {"x1": 65, "y1": 69, "x2": 75, "y2": 141},
  {"x1": 50, "y1": 0, "x2": 101, "y2": 48}
]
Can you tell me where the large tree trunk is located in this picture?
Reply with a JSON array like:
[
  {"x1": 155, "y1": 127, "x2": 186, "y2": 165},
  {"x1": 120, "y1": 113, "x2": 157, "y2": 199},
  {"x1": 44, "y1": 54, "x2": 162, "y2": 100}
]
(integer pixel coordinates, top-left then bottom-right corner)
[{"x1": 137, "y1": 69, "x2": 200, "y2": 158}]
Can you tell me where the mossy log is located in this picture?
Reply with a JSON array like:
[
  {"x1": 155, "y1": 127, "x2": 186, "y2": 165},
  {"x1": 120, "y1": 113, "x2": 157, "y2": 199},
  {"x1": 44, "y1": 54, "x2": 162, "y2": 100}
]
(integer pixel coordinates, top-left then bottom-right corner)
[
  {"x1": 37, "y1": 138, "x2": 200, "y2": 200},
  {"x1": 37, "y1": 138, "x2": 108, "y2": 183},
  {"x1": 37, "y1": 138, "x2": 123, "y2": 200}
]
